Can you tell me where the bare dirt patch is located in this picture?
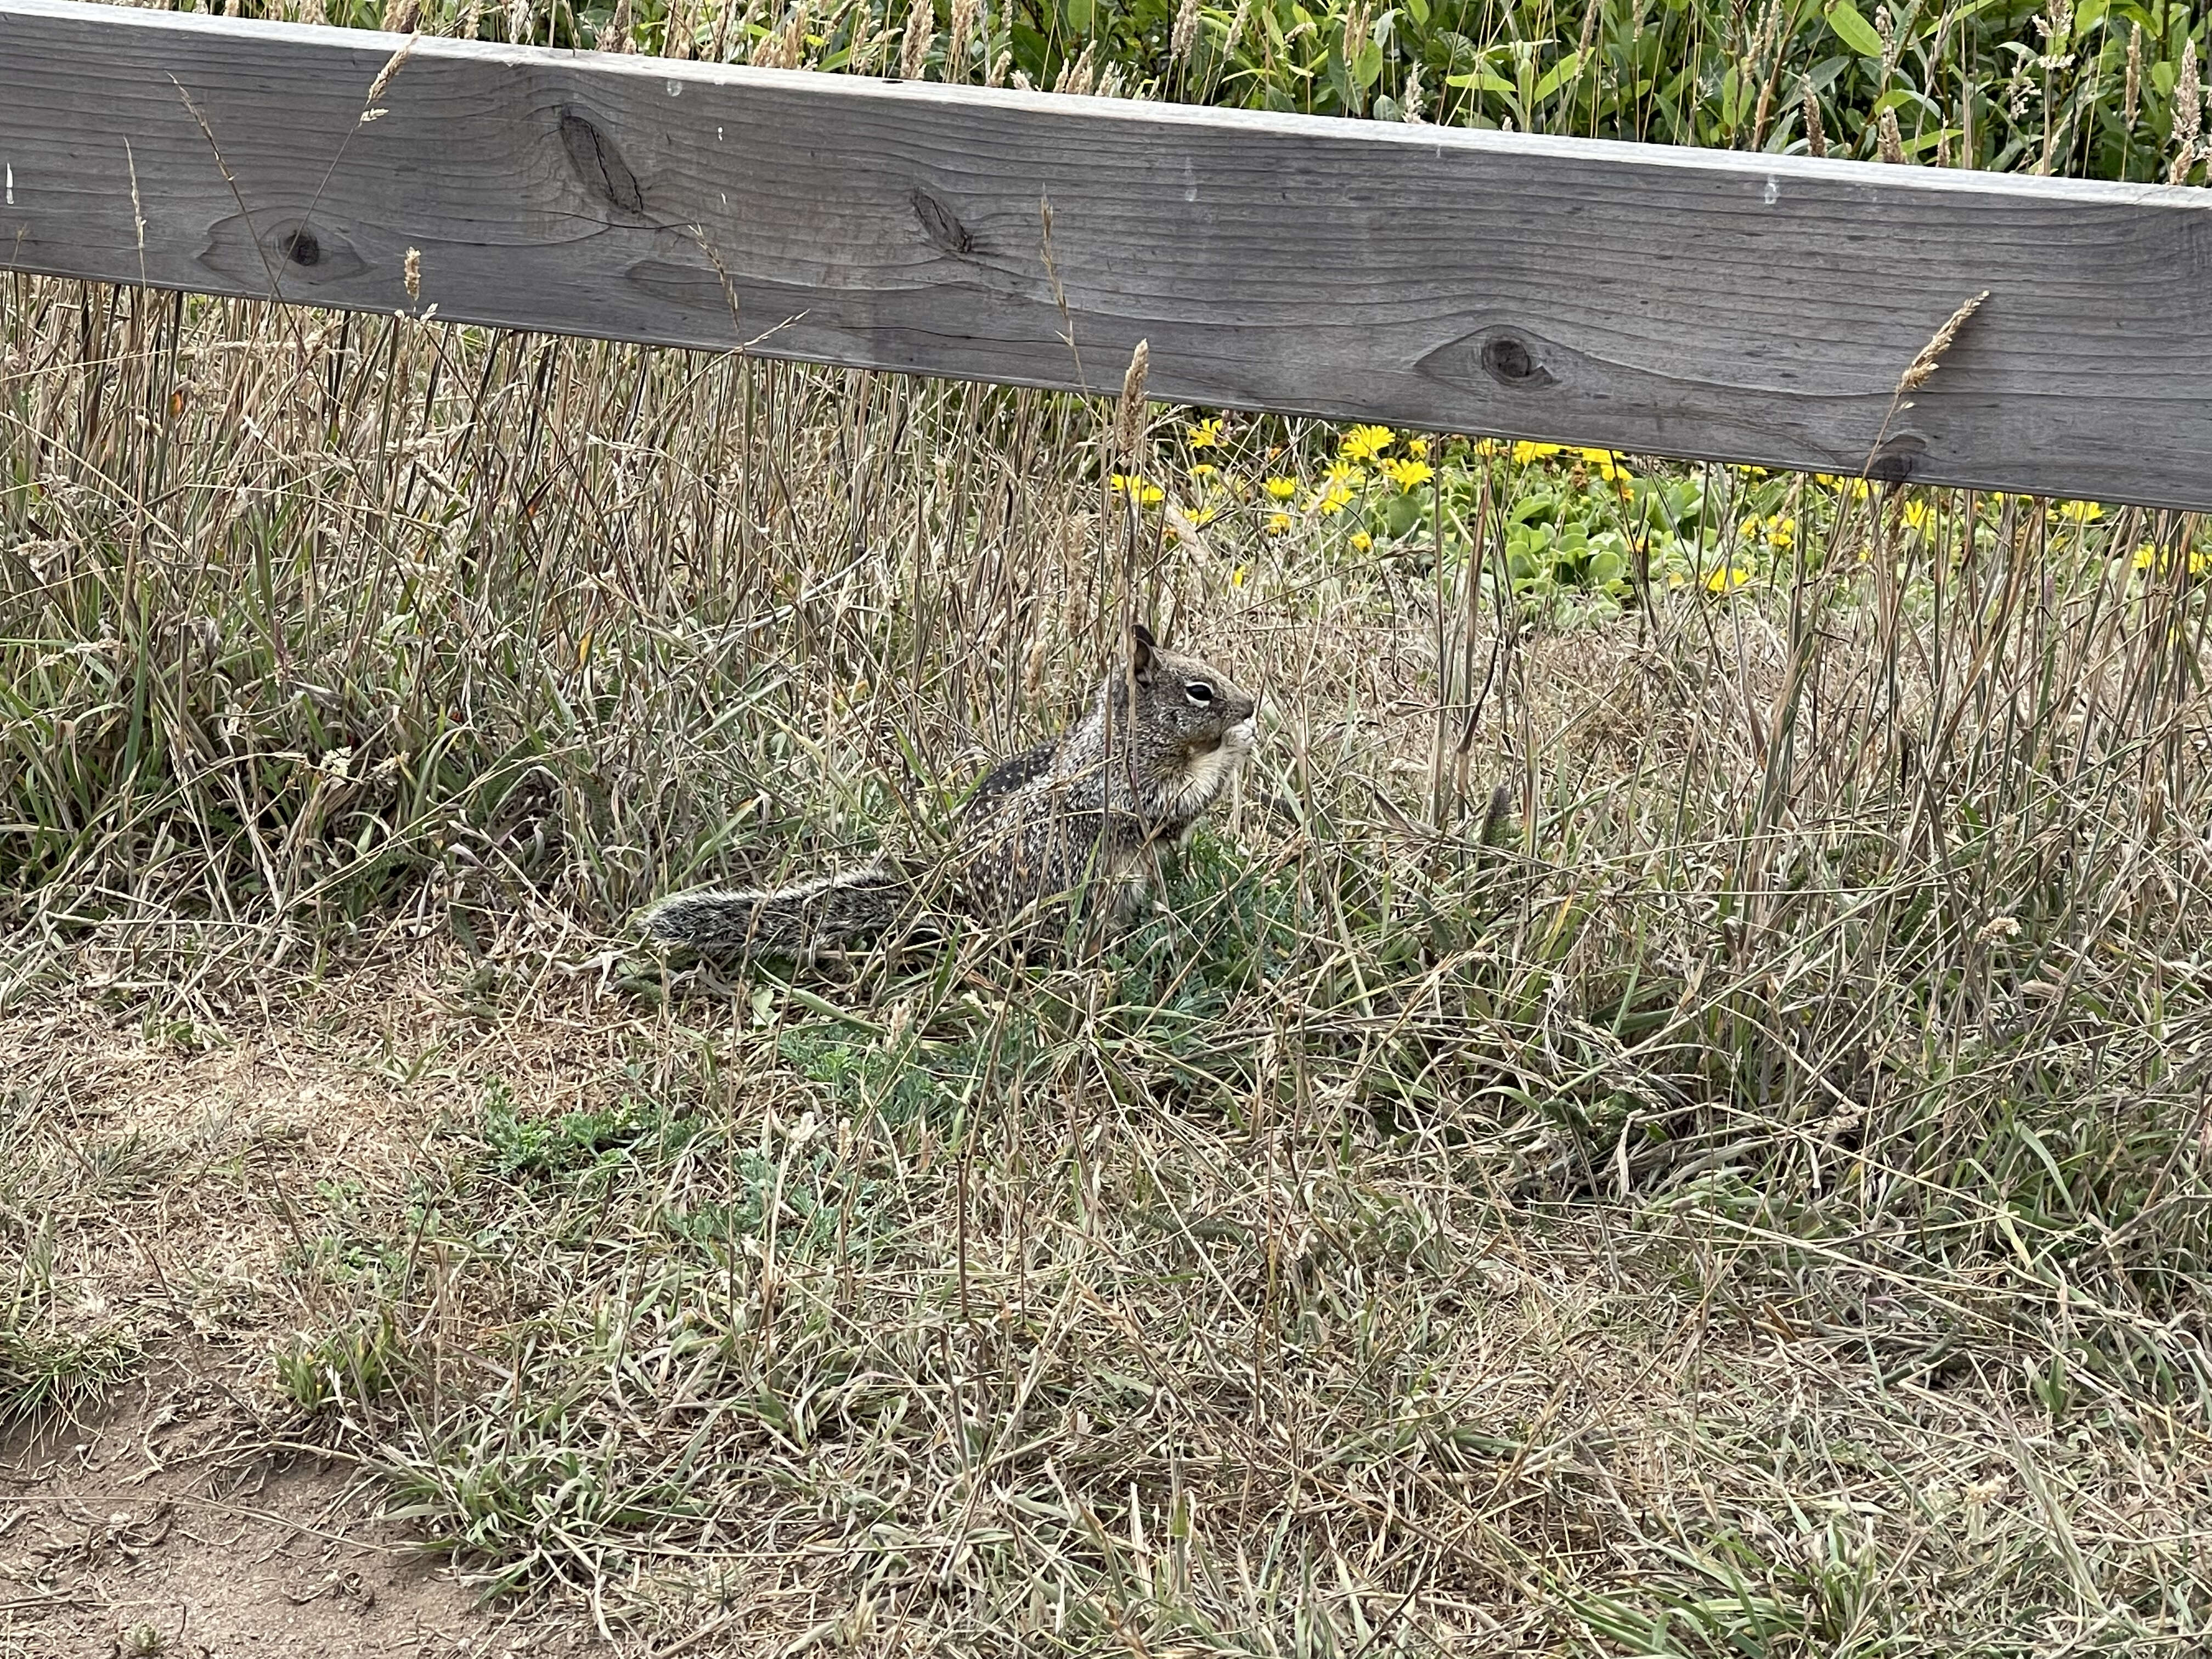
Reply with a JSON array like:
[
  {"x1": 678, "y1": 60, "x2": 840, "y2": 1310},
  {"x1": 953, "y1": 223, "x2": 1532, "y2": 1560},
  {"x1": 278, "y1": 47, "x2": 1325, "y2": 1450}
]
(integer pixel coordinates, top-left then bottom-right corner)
[
  {"x1": 1, "y1": 975, "x2": 609, "y2": 1657},
  {"x1": 1, "y1": 1368, "x2": 535, "y2": 1659}
]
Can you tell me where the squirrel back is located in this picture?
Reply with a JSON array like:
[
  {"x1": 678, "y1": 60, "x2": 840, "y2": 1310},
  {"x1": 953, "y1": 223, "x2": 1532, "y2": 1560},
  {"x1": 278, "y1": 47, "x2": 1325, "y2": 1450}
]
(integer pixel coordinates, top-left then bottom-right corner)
[{"x1": 644, "y1": 625, "x2": 1258, "y2": 957}]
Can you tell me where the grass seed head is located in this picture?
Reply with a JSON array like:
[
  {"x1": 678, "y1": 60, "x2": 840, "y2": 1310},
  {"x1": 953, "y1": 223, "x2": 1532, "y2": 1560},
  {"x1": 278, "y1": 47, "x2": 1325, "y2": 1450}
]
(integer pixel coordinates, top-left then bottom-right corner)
[
  {"x1": 1113, "y1": 340, "x2": 1150, "y2": 459},
  {"x1": 1802, "y1": 78, "x2": 1826, "y2": 157},
  {"x1": 948, "y1": 0, "x2": 979, "y2": 77},
  {"x1": 2172, "y1": 46, "x2": 2202, "y2": 183},
  {"x1": 1401, "y1": 63, "x2": 1426, "y2": 122},
  {"x1": 1172, "y1": 0, "x2": 1201, "y2": 60},
  {"x1": 1899, "y1": 289, "x2": 1990, "y2": 392},
  {"x1": 363, "y1": 35, "x2": 416, "y2": 110},
  {"x1": 1224, "y1": 0, "x2": 1251, "y2": 55},
  {"x1": 900, "y1": 0, "x2": 934, "y2": 81}
]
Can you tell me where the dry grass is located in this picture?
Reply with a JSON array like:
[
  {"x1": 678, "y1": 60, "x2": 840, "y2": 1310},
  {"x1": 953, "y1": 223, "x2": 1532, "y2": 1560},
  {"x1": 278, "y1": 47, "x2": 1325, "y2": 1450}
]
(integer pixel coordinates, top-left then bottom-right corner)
[{"x1": 4, "y1": 273, "x2": 2211, "y2": 1654}]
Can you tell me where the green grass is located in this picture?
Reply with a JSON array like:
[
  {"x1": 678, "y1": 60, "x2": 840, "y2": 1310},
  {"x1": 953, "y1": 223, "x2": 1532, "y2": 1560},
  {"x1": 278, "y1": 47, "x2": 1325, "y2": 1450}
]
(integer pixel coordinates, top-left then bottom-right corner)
[{"x1": 230, "y1": 0, "x2": 2212, "y2": 185}]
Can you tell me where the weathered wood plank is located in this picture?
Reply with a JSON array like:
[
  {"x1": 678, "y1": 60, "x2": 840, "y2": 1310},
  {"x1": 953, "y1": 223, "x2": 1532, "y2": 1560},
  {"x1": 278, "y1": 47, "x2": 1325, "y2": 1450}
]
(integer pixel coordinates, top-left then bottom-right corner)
[{"x1": 2, "y1": 0, "x2": 2209, "y2": 507}]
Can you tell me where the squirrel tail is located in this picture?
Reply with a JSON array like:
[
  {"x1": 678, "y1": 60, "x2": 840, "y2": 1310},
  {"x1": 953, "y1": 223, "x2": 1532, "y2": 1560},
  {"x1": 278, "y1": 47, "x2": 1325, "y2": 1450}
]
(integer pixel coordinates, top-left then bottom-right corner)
[{"x1": 642, "y1": 862, "x2": 909, "y2": 956}]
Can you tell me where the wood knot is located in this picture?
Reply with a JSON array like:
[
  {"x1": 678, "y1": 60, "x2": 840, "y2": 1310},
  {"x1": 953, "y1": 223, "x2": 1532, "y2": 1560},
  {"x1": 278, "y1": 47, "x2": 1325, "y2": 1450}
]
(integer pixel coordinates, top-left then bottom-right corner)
[
  {"x1": 560, "y1": 110, "x2": 646, "y2": 217},
  {"x1": 1414, "y1": 325, "x2": 1574, "y2": 402},
  {"x1": 1480, "y1": 334, "x2": 1555, "y2": 389},
  {"x1": 910, "y1": 188, "x2": 978, "y2": 257},
  {"x1": 1867, "y1": 432, "x2": 1927, "y2": 484},
  {"x1": 219, "y1": 217, "x2": 366, "y2": 287}
]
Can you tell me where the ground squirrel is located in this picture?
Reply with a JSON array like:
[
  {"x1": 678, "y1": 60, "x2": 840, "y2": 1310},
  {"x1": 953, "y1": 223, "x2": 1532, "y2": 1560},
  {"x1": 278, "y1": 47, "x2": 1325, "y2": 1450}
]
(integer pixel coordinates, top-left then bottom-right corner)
[{"x1": 643, "y1": 625, "x2": 1259, "y2": 956}]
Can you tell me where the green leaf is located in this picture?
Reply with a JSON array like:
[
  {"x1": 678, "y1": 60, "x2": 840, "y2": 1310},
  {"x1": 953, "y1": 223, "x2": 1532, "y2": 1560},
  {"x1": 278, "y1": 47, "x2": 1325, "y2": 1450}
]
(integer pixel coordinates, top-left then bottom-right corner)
[
  {"x1": 1064, "y1": 0, "x2": 1093, "y2": 32},
  {"x1": 1530, "y1": 48, "x2": 1585, "y2": 104},
  {"x1": 1824, "y1": 0, "x2": 1884, "y2": 58}
]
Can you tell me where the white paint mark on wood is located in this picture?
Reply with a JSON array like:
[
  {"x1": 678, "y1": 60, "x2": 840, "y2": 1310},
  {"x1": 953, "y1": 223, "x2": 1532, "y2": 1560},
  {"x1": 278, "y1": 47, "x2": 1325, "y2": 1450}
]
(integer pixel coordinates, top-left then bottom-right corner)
[
  {"x1": 1763, "y1": 175, "x2": 1779, "y2": 205},
  {"x1": 1183, "y1": 157, "x2": 1197, "y2": 202},
  {"x1": 4, "y1": 165, "x2": 11, "y2": 206}
]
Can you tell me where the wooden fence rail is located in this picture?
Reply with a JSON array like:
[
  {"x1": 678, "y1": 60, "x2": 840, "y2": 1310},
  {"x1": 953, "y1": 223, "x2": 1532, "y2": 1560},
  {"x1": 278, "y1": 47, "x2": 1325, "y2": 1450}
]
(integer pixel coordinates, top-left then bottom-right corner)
[{"x1": 3, "y1": 0, "x2": 2210, "y2": 508}]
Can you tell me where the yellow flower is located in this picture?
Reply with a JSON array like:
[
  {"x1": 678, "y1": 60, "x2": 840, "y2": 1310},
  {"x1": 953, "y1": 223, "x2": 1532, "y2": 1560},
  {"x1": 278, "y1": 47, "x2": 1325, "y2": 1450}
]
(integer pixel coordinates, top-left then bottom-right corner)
[
  {"x1": 1264, "y1": 476, "x2": 1298, "y2": 500},
  {"x1": 1408, "y1": 438, "x2": 1430, "y2": 459},
  {"x1": 1511, "y1": 441, "x2": 1564, "y2": 466},
  {"x1": 1349, "y1": 531, "x2": 1373, "y2": 552},
  {"x1": 1187, "y1": 417, "x2": 1224, "y2": 448},
  {"x1": 1188, "y1": 462, "x2": 1218, "y2": 480},
  {"x1": 1577, "y1": 447, "x2": 1630, "y2": 484},
  {"x1": 1325, "y1": 459, "x2": 1365, "y2": 486},
  {"x1": 1381, "y1": 457, "x2": 1435, "y2": 492},
  {"x1": 1231, "y1": 562, "x2": 1250, "y2": 586},
  {"x1": 1188, "y1": 505, "x2": 1218, "y2": 527},
  {"x1": 1266, "y1": 512, "x2": 1290, "y2": 535},
  {"x1": 1109, "y1": 473, "x2": 1164, "y2": 505},
  {"x1": 1814, "y1": 473, "x2": 1842, "y2": 487},
  {"x1": 2058, "y1": 500, "x2": 2104, "y2": 523},
  {"x1": 1707, "y1": 563, "x2": 1754, "y2": 593},
  {"x1": 1340, "y1": 424, "x2": 1396, "y2": 461},
  {"x1": 1767, "y1": 515, "x2": 1796, "y2": 548},
  {"x1": 1900, "y1": 499, "x2": 1932, "y2": 534},
  {"x1": 1313, "y1": 479, "x2": 1356, "y2": 515},
  {"x1": 2191, "y1": 549, "x2": 2211, "y2": 578}
]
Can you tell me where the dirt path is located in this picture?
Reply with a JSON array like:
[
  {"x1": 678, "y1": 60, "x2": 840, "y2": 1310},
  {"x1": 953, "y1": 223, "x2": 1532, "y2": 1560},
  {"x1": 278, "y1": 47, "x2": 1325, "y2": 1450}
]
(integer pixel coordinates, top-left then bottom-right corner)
[
  {"x1": 2, "y1": 1369, "x2": 535, "y2": 1658},
  {"x1": 1, "y1": 975, "x2": 607, "y2": 1657}
]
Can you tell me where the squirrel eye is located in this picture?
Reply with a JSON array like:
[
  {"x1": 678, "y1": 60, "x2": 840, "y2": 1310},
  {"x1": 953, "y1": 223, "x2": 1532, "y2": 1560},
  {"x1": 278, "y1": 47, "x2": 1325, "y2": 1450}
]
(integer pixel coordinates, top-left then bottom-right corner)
[{"x1": 1186, "y1": 681, "x2": 1215, "y2": 705}]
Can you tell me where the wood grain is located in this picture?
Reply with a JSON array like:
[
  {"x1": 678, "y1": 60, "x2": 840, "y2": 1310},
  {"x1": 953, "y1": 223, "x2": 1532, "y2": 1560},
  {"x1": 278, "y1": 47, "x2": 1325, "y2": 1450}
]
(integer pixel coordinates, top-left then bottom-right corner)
[{"x1": 3, "y1": 0, "x2": 2209, "y2": 506}]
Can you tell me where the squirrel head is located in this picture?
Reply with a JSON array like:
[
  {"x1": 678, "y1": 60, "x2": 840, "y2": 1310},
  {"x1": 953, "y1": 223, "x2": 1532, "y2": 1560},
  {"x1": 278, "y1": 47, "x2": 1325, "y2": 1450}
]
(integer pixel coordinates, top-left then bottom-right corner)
[{"x1": 1104, "y1": 623, "x2": 1259, "y2": 758}]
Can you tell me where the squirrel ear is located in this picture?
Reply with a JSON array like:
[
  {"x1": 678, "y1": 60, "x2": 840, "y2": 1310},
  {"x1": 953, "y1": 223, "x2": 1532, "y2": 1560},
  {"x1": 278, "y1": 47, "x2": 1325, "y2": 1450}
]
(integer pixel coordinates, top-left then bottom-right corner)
[{"x1": 1130, "y1": 623, "x2": 1156, "y2": 677}]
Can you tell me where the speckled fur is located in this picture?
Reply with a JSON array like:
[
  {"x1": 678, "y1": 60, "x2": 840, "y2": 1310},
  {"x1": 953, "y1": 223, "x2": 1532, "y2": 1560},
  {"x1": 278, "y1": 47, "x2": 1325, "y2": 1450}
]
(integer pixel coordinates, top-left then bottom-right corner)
[{"x1": 644, "y1": 627, "x2": 1257, "y2": 957}]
